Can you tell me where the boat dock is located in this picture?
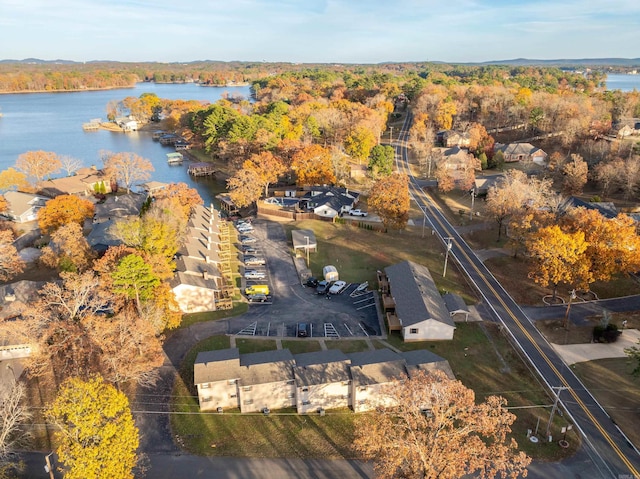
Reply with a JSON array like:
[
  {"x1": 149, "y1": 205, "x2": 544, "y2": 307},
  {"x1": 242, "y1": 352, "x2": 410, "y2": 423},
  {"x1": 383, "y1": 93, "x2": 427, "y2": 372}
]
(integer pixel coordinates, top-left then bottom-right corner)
[
  {"x1": 188, "y1": 162, "x2": 216, "y2": 177},
  {"x1": 167, "y1": 152, "x2": 184, "y2": 165},
  {"x1": 82, "y1": 118, "x2": 102, "y2": 130}
]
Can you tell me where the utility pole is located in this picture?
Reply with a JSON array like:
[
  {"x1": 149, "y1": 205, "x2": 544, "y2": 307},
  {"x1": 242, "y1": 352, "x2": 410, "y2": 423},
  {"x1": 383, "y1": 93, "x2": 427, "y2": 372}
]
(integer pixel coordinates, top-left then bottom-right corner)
[
  {"x1": 389, "y1": 126, "x2": 394, "y2": 144},
  {"x1": 304, "y1": 236, "x2": 310, "y2": 267},
  {"x1": 422, "y1": 215, "x2": 426, "y2": 238},
  {"x1": 443, "y1": 237, "x2": 453, "y2": 278},
  {"x1": 469, "y1": 188, "x2": 476, "y2": 221},
  {"x1": 44, "y1": 452, "x2": 55, "y2": 479},
  {"x1": 563, "y1": 289, "x2": 576, "y2": 330},
  {"x1": 545, "y1": 386, "x2": 569, "y2": 440}
]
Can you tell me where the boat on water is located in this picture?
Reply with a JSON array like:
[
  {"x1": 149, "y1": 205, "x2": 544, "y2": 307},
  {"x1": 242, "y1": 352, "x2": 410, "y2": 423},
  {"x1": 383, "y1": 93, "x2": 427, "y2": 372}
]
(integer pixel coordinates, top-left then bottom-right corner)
[{"x1": 167, "y1": 152, "x2": 183, "y2": 165}]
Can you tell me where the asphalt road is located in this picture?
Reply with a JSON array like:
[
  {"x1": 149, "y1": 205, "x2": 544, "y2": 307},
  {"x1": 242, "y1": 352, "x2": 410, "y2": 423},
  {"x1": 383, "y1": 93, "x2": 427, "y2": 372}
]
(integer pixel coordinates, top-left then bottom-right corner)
[{"x1": 395, "y1": 111, "x2": 640, "y2": 478}]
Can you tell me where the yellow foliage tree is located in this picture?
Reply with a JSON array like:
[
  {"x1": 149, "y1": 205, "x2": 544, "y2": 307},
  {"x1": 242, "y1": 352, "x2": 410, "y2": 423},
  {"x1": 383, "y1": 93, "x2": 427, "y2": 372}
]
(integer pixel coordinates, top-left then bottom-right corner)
[
  {"x1": 37, "y1": 194, "x2": 95, "y2": 234},
  {"x1": 0, "y1": 230, "x2": 25, "y2": 281},
  {"x1": 354, "y1": 370, "x2": 530, "y2": 479},
  {"x1": 0, "y1": 168, "x2": 29, "y2": 192},
  {"x1": 47, "y1": 376, "x2": 139, "y2": 479},
  {"x1": 153, "y1": 182, "x2": 202, "y2": 220},
  {"x1": 367, "y1": 173, "x2": 410, "y2": 230},
  {"x1": 526, "y1": 225, "x2": 590, "y2": 299},
  {"x1": 435, "y1": 101, "x2": 457, "y2": 130}
]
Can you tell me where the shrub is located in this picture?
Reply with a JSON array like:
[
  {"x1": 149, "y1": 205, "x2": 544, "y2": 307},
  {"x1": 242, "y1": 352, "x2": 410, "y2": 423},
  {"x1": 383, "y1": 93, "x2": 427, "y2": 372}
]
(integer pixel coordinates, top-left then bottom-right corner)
[{"x1": 593, "y1": 323, "x2": 622, "y2": 343}]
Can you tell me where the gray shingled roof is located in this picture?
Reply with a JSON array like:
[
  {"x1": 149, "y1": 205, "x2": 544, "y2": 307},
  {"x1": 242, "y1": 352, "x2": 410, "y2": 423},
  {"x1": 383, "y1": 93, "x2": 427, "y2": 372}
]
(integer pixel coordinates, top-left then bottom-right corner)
[
  {"x1": 384, "y1": 261, "x2": 454, "y2": 327},
  {"x1": 348, "y1": 349, "x2": 407, "y2": 386},
  {"x1": 169, "y1": 272, "x2": 220, "y2": 290},
  {"x1": 443, "y1": 293, "x2": 469, "y2": 314},
  {"x1": 238, "y1": 349, "x2": 295, "y2": 385},
  {"x1": 194, "y1": 348, "x2": 240, "y2": 384},
  {"x1": 293, "y1": 350, "x2": 351, "y2": 386},
  {"x1": 401, "y1": 350, "x2": 456, "y2": 380}
]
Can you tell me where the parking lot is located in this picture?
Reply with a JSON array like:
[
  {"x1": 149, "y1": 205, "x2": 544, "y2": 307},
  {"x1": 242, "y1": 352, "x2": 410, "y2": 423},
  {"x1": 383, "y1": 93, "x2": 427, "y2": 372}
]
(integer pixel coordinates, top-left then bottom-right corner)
[{"x1": 233, "y1": 219, "x2": 382, "y2": 338}]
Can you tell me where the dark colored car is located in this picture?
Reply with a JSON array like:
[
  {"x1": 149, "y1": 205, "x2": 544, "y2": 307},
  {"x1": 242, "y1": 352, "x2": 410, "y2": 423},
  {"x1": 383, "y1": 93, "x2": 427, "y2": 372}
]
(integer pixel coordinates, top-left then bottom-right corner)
[
  {"x1": 305, "y1": 277, "x2": 319, "y2": 288},
  {"x1": 316, "y1": 280, "x2": 330, "y2": 295},
  {"x1": 297, "y1": 323, "x2": 309, "y2": 337}
]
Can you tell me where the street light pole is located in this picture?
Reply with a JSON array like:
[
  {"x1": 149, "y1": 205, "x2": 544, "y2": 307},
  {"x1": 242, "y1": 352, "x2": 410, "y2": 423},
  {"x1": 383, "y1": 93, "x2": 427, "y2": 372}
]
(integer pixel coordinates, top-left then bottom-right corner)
[{"x1": 443, "y1": 237, "x2": 453, "y2": 278}]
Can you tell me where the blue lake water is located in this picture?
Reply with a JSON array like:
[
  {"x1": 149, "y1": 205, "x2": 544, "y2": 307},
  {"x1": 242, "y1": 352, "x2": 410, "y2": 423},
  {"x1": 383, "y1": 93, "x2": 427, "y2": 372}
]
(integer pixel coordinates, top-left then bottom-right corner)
[
  {"x1": 605, "y1": 74, "x2": 640, "y2": 92},
  {"x1": 0, "y1": 83, "x2": 251, "y2": 204}
]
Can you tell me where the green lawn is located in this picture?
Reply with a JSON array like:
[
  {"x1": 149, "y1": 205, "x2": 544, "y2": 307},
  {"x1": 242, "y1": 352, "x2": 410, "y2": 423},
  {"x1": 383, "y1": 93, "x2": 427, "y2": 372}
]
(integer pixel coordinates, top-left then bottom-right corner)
[
  {"x1": 280, "y1": 340, "x2": 322, "y2": 354},
  {"x1": 325, "y1": 340, "x2": 371, "y2": 353},
  {"x1": 179, "y1": 302, "x2": 248, "y2": 329},
  {"x1": 283, "y1": 220, "x2": 475, "y2": 304},
  {"x1": 236, "y1": 338, "x2": 277, "y2": 354}
]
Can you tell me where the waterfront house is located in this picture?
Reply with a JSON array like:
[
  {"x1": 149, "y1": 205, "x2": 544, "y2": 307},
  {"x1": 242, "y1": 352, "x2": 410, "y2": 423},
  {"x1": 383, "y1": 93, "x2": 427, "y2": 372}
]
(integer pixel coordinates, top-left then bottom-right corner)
[
  {"x1": 39, "y1": 167, "x2": 112, "y2": 198},
  {"x1": 2, "y1": 191, "x2": 48, "y2": 223},
  {"x1": 384, "y1": 261, "x2": 456, "y2": 341},
  {"x1": 302, "y1": 187, "x2": 360, "y2": 218},
  {"x1": 115, "y1": 116, "x2": 138, "y2": 132}
]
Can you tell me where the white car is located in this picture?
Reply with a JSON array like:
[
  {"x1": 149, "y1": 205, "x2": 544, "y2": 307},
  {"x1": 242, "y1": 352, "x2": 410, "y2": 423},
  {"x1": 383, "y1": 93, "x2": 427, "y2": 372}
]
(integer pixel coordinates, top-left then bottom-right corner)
[
  {"x1": 244, "y1": 256, "x2": 266, "y2": 266},
  {"x1": 245, "y1": 270, "x2": 266, "y2": 280},
  {"x1": 349, "y1": 209, "x2": 368, "y2": 217},
  {"x1": 237, "y1": 224, "x2": 254, "y2": 232},
  {"x1": 329, "y1": 280, "x2": 347, "y2": 294}
]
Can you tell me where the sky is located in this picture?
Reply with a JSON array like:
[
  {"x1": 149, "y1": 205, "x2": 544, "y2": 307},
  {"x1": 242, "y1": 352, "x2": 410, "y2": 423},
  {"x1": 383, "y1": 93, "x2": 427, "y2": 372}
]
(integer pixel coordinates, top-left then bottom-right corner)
[{"x1": 1, "y1": 0, "x2": 639, "y2": 64}]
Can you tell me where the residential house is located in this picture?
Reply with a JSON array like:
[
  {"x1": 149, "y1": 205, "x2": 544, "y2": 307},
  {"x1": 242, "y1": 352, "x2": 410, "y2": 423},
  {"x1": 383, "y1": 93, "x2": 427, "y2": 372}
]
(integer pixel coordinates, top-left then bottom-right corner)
[
  {"x1": 2, "y1": 191, "x2": 48, "y2": 223},
  {"x1": 86, "y1": 220, "x2": 122, "y2": 254},
  {"x1": 194, "y1": 347, "x2": 454, "y2": 414},
  {"x1": 436, "y1": 130, "x2": 471, "y2": 148},
  {"x1": 237, "y1": 350, "x2": 297, "y2": 413},
  {"x1": 349, "y1": 349, "x2": 407, "y2": 412},
  {"x1": 494, "y1": 143, "x2": 548, "y2": 165},
  {"x1": 170, "y1": 204, "x2": 229, "y2": 313},
  {"x1": 293, "y1": 350, "x2": 351, "y2": 414},
  {"x1": 437, "y1": 147, "x2": 480, "y2": 179},
  {"x1": 384, "y1": 261, "x2": 456, "y2": 341},
  {"x1": 303, "y1": 187, "x2": 360, "y2": 218},
  {"x1": 93, "y1": 194, "x2": 145, "y2": 223},
  {"x1": 614, "y1": 123, "x2": 634, "y2": 139},
  {"x1": 39, "y1": 167, "x2": 112, "y2": 198},
  {"x1": 194, "y1": 348, "x2": 242, "y2": 411},
  {"x1": 115, "y1": 116, "x2": 138, "y2": 132}
]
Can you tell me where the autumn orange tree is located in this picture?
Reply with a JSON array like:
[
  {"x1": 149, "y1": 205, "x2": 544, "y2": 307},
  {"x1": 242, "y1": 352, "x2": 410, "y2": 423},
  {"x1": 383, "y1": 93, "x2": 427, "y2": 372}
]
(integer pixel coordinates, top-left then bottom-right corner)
[
  {"x1": 15, "y1": 150, "x2": 61, "y2": 184},
  {"x1": 47, "y1": 376, "x2": 139, "y2": 479},
  {"x1": 353, "y1": 370, "x2": 530, "y2": 479},
  {"x1": 368, "y1": 173, "x2": 410, "y2": 230},
  {"x1": 40, "y1": 222, "x2": 96, "y2": 272},
  {"x1": 526, "y1": 225, "x2": 590, "y2": 300},
  {"x1": 37, "y1": 194, "x2": 94, "y2": 234},
  {"x1": 243, "y1": 151, "x2": 287, "y2": 198},
  {"x1": 227, "y1": 168, "x2": 263, "y2": 208},
  {"x1": 563, "y1": 209, "x2": 640, "y2": 286},
  {"x1": 0, "y1": 230, "x2": 25, "y2": 282},
  {"x1": 291, "y1": 144, "x2": 336, "y2": 186},
  {"x1": 103, "y1": 151, "x2": 154, "y2": 193},
  {"x1": 153, "y1": 182, "x2": 202, "y2": 220}
]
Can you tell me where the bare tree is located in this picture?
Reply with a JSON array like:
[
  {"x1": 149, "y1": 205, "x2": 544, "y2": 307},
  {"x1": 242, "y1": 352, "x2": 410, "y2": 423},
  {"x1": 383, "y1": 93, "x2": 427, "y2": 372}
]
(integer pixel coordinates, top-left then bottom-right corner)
[
  {"x1": 0, "y1": 381, "x2": 30, "y2": 473},
  {"x1": 58, "y1": 155, "x2": 84, "y2": 177}
]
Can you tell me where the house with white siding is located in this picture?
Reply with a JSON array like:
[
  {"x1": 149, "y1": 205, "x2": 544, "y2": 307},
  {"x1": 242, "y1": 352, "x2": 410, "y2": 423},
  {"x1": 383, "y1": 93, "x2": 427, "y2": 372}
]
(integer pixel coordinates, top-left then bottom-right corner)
[
  {"x1": 2, "y1": 191, "x2": 48, "y2": 223},
  {"x1": 348, "y1": 349, "x2": 407, "y2": 412},
  {"x1": 384, "y1": 261, "x2": 456, "y2": 341},
  {"x1": 194, "y1": 349, "x2": 242, "y2": 411},
  {"x1": 293, "y1": 350, "x2": 351, "y2": 414}
]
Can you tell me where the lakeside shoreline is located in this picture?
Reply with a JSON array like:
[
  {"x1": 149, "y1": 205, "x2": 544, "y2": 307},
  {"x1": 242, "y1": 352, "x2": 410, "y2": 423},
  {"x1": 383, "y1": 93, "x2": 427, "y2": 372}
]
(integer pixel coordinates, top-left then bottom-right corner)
[{"x1": 0, "y1": 81, "x2": 250, "y2": 95}]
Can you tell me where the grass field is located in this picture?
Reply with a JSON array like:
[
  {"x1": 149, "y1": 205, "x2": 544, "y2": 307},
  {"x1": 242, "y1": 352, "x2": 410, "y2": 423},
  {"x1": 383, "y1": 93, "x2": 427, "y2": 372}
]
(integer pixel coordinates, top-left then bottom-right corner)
[
  {"x1": 171, "y1": 323, "x2": 579, "y2": 461},
  {"x1": 572, "y1": 358, "x2": 640, "y2": 448},
  {"x1": 283, "y1": 219, "x2": 476, "y2": 304}
]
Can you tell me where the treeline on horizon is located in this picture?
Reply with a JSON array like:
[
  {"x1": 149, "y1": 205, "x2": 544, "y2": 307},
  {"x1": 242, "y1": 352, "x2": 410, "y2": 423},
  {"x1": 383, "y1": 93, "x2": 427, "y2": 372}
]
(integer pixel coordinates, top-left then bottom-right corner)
[{"x1": 0, "y1": 60, "x2": 613, "y2": 94}]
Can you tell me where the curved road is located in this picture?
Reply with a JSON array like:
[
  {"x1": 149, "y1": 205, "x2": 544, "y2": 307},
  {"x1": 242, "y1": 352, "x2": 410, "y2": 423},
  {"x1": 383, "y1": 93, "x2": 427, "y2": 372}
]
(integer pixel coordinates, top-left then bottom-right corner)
[{"x1": 395, "y1": 111, "x2": 640, "y2": 478}]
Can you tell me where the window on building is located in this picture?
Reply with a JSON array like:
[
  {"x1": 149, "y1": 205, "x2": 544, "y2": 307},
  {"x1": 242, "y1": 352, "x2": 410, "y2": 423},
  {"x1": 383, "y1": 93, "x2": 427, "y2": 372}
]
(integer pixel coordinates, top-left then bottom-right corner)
[
  {"x1": 287, "y1": 379, "x2": 295, "y2": 385},
  {"x1": 201, "y1": 396, "x2": 212, "y2": 402},
  {"x1": 200, "y1": 383, "x2": 210, "y2": 389},
  {"x1": 301, "y1": 387, "x2": 309, "y2": 392},
  {"x1": 244, "y1": 399, "x2": 253, "y2": 405},
  {"x1": 228, "y1": 379, "x2": 237, "y2": 385},
  {"x1": 359, "y1": 386, "x2": 367, "y2": 392},
  {"x1": 302, "y1": 400, "x2": 311, "y2": 406},
  {"x1": 410, "y1": 328, "x2": 418, "y2": 334},
  {"x1": 288, "y1": 392, "x2": 295, "y2": 399},
  {"x1": 243, "y1": 386, "x2": 252, "y2": 392},
  {"x1": 229, "y1": 394, "x2": 237, "y2": 398}
]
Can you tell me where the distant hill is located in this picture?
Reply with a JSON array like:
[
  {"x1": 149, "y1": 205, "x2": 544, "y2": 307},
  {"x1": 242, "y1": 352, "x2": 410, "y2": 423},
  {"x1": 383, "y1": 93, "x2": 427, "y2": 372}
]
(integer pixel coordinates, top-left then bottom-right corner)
[{"x1": 2, "y1": 57, "x2": 640, "y2": 68}]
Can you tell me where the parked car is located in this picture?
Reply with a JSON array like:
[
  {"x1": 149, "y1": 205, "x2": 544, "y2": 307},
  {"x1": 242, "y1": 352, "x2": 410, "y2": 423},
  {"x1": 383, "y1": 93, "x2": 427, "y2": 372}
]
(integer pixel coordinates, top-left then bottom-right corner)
[
  {"x1": 305, "y1": 277, "x2": 319, "y2": 288},
  {"x1": 316, "y1": 280, "x2": 330, "y2": 295},
  {"x1": 237, "y1": 225, "x2": 254, "y2": 233},
  {"x1": 240, "y1": 235, "x2": 257, "y2": 244},
  {"x1": 241, "y1": 246, "x2": 258, "y2": 255},
  {"x1": 244, "y1": 270, "x2": 266, "y2": 280},
  {"x1": 297, "y1": 323, "x2": 309, "y2": 337},
  {"x1": 248, "y1": 293, "x2": 270, "y2": 303},
  {"x1": 244, "y1": 256, "x2": 266, "y2": 266},
  {"x1": 329, "y1": 280, "x2": 347, "y2": 294},
  {"x1": 349, "y1": 209, "x2": 368, "y2": 217}
]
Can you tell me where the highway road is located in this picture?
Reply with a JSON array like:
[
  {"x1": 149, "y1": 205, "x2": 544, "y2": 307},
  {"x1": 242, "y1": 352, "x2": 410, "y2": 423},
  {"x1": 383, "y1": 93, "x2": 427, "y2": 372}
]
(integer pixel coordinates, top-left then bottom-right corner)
[{"x1": 394, "y1": 111, "x2": 640, "y2": 479}]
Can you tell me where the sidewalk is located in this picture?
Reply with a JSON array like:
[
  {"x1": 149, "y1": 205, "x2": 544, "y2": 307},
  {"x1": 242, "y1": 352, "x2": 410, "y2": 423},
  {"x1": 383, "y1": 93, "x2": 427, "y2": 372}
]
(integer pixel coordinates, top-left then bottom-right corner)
[{"x1": 551, "y1": 329, "x2": 640, "y2": 365}]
